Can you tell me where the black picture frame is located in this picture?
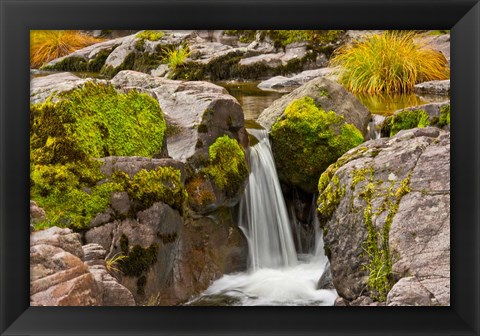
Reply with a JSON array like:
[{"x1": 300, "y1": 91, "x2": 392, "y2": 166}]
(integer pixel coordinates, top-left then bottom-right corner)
[{"x1": 1, "y1": 0, "x2": 479, "y2": 335}]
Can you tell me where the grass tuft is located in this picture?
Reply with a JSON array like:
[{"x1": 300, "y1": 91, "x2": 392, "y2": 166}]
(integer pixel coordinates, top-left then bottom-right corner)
[
  {"x1": 30, "y1": 30, "x2": 104, "y2": 68},
  {"x1": 163, "y1": 44, "x2": 191, "y2": 71},
  {"x1": 330, "y1": 31, "x2": 450, "y2": 94}
]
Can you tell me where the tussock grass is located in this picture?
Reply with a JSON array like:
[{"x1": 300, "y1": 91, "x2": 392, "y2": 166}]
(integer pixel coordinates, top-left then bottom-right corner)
[
  {"x1": 163, "y1": 44, "x2": 191, "y2": 71},
  {"x1": 30, "y1": 30, "x2": 104, "y2": 68},
  {"x1": 330, "y1": 31, "x2": 450, "y2": 94}
]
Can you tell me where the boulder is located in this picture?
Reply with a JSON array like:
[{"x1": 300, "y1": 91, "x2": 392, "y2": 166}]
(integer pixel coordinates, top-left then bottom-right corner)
[
  {"x1": 317, "y1": 127, "x2": 450, "y2": 305},
  {"x1": 158, "y1": 208, "x2": 249, "y2": 305},
  {"x1": 414, "y1": 80, "x2": 450, "y2": 95},
  {"x1": 257, "y1": 77, "x2": 371, "y2": 135},
  {"x1": 30, "y1": 72, "x2": 106, "y2": 104},
  {"x1": 317, "y1": 261, "x2": 335, "y2": 290},
  {"x1": 258, "y1": 67, "x2": 336, "y2": 91},
  {"x1": 82, "y1": 244, "x2": 136, "y2": 306},
  {"x1": 381, "y1": 101, "x2": 450, "y2": 137},
  {"x1": 85, "y1": 201, "x2": 183, "y2": 305},
  {"x1": 30, "y1": 228, "x2": 101, "y2": 306},
  {"x1": 110, "y1": 71, "x2": 249, "y2": 213}
]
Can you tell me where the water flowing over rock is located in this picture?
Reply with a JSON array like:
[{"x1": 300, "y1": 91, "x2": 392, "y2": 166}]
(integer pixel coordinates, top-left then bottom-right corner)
[
  {"x1": 239, "y1": 129, "x2": 297, "y2": 270},
  {"x1": 317, "y1": 127, "x2": 450, "y2": 305},
  {"x1": 257, "y1": 77, "x2": 371, "y2": 135}
]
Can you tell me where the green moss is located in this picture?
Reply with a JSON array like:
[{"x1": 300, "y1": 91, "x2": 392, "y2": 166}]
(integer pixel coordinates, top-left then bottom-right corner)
[
  {"x1": 30, "y1": 82, "x2": 168, "y2": 230},
  {"x1": 30, "y1": 162, "x2": 123, "y2": 229},
  {"x1": 271, "y1": 96, "x2": 364, "y2": 192},
  {"x1": 112, "y1": 166, "x2": 187, "y2": 215},
  {"x1": 119, "y1": 240, "x2": 159, "y2": 277},
  {"x1": 317, "y1": 175, "x2": 345, "y2": 220},
  {"x1": 352, "y1": 169, "x2": 412, "y2": 302},
  {"x1": 203, "y1": 135, "x2": 249, "y2": 197},
  {"x1": 437, "y1": 104, "x2": 450, "y2": 127},
  {"x1": 41, "y1": 47, "x2": 115, "y2": 72},
  {"x1": 382, "y1": 109, "x2": 430, "y2": 137},
  {"x1": 136, "y1": 30, "x2": 164, "y2": 42},
  {"x1": 264, "y1": 30, "x2": 345, "y2": 49},
  {"x1": 31, "y1": 82, "x2": 166, "y2": 164},
  {"x1": 224, "y1": 30, "x2": 257, "y2": 43}
]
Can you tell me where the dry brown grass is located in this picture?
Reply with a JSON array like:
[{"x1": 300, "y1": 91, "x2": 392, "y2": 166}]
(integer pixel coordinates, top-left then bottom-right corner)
[{"x1": 30, "y1": 30, "x2": 105, "y2": 68}]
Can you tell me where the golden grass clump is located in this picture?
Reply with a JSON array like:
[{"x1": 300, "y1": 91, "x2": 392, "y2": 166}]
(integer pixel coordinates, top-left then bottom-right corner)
[
  {"x1": 330, "y1": 31, "x2": 450, "y2": 94},
  {"x1": 30, "y1": 30, "x2": 105, "y2": 68}
]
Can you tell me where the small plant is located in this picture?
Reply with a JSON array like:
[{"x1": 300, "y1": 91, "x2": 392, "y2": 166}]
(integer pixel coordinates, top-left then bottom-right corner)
[
  {"x1": 135, "y1": 30, "x2": 164, "y2": 42},
  {"x1": 30, "y1": 30, "x2": 104, "y2": 68},
  {"x1": 163, "y1": 44, "x2": 191, "y2": 71},
  {"x1": 330, "y1": 31, "x2": 450, "y2": 93},
  {"x1": 106, "y1": 253, "x2": 127, "y2": 274}
]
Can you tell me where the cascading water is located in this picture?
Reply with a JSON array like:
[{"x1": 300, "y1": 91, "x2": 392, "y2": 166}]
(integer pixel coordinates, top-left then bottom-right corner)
[
  {"x1": 238, "y1": 129, "x2": 297, "y2": 270},
  {"x1": 187, "y1": 129, "x2": 337, "y2": 306}
]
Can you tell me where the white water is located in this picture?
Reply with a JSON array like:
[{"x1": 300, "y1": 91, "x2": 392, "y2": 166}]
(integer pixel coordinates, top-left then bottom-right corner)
[
  {"x1": 238, "y1": 129, "x2": 297, "y2": 270},
  {"x1": 188, "y1": 129, "x2": 336, "y2": 306}
]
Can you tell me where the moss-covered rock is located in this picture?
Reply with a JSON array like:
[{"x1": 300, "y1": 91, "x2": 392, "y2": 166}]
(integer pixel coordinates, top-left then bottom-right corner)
[
  {"x1": 203, "y1": 135, "x2": 249, "y2": 197},
  {"x1": 437, "y1": 104, "x2": 450, "y2": 128},
  {"x1": 30, "y1": 82, "x2": 168, "y2": 229},
  {"x1": 381, "y1": 109, "x2": 430, "y2": 137},
  {"x1": 270, "y1": 96, "x2": 364, "y2": 193}
]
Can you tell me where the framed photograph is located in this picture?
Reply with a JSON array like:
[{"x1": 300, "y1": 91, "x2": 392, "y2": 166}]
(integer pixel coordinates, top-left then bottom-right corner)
[{"x1": 1, "y1": 0, "x2": 479, "y2": 335}]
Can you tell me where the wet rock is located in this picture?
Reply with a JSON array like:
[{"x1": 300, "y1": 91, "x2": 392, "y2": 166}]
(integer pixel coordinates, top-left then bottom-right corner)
[
  {"x1": 257, "y1": 76, "x2": 371, "y2": 136},
  {"x1": 317, "y1": 262, "x2": 335, "y2": 290},
  {"x1": 317, "y1": 128, "x2": 450, "y2": 305},
  {"x1": 414, "y1": 80, "x2": 450, "y2": 95},
  {"x1": 159, "y1": 208, "x2": 248, "y2": 305}
]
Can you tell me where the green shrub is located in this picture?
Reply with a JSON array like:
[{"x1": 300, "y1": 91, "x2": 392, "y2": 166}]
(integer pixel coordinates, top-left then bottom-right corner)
[
  {"x1": 330, "y1": 31, "x2": 450, "y2": 93},
  {"x1": 382, "y1": 109, "x2": 430, "y2": 137},
  {"x1": 203, "y1": 135, "x2": 249, "y2": 197},
  {"x1": 271, "y1": 96, "x2": 364, "y2": 192}
]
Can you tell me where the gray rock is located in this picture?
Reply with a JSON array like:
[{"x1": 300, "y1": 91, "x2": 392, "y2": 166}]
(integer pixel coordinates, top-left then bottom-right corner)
[
  {"x1": 318, "y1": 128, "x2": 450, "y2": 305},
  {"x1": 110, "y1": 192, "x2": 131, "y2": 217},
  {"x1": 111, "y1": 71, "x2": 248, "y2": 163},
  {"x1": 82, "y1": 244, "x2": 136, "y2": 306},
  {"x1": 85, "y1": 201, "x2": 183, "y2": 305},
  {"x1": 82, "y1": 243, "x2": 107, "y2": 263},
  {"x1": 257, "y1": 77, "x2": 371, "y2": 136},
  {"x1": 30, "y1": 229, "x2": 102, "y2": 306},
  {"x1": 99, "y1": 156, "x2": 185, "y2": 182},
  {"x1": 30, "y1": 200, "x2": 46, "y2": 224},
  {"x1": 414, "y1": 80, "x2": 450, "y2": 95},
  {"x1": 239, "y1": 52, "x2": 285, "y2": 68},
  {"x1": 30, "y1": 227, "x2": 84, "y2": 259},
  {"x1": 387, "y1": 277, "x2": 439, "y2": 306},
  {"x1": 258, "y1": 67, "x2": 337, "y2": 91},
  {"x1": 317, "y1": 261, "x2": 335, "y2": 290},
  {"x1": 415, "y1": 33, "x2": 450, "y2": 65},
  {"x1": 30, "y1": 72, "x2": 107, "y2": 104}
]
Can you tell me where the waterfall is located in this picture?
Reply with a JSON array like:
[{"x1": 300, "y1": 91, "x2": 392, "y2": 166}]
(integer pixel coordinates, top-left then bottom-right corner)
[{"x1": 238, "y1": 129, "x2": 297, "y2": 270}]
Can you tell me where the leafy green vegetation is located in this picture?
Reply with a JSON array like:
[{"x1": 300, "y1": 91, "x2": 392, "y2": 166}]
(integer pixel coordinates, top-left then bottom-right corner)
[
  {"x1": 381, "y1": 109, "x2": 430, "y2": 137},
  {"x1": 264, "y1": 30, "x2": 345, "y2": 48},
  {"x1": 203, "y1": 135, "x2": 249, "y2": 197},
  {"x1": 135, "y1": 30, "x2": 164, "y2": 42},
  {"x1": 271, "y1": 96, "x2": 364, "y2": 192},
  {"x1": 330, "y1": 31, "x2": 450, "y2": 93}
]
